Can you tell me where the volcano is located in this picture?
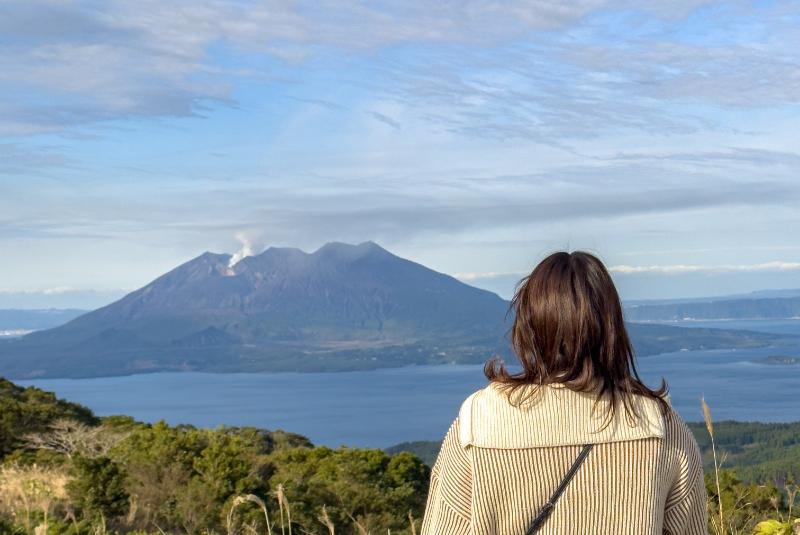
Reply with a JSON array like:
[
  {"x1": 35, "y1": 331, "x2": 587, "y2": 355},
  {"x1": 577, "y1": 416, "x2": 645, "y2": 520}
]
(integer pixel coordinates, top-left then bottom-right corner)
[{"x1": 0, "y1": 242, "x2": 510, "y2": 377}]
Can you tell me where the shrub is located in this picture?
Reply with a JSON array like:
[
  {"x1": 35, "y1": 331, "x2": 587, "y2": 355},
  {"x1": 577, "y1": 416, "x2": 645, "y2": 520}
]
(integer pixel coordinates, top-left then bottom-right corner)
[{"x1": 66, "y1": 456, "x2": 129, "y2": 525}]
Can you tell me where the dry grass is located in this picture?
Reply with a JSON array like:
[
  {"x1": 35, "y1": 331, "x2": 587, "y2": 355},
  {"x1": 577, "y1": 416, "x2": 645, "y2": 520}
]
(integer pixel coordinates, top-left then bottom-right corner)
[
  {"x1": 317, "y1": 505, "x2": 335, "y2": 535},
  {"x1": 699, "y1": 398, "x2": 793, "y2": 535},
  {"x1": 274, "y1": 484, "x2": 293, "y2": 535},
  {"x1": 348, "y1": 513, "x2": 369, "y2": 535},
  {"x1": 703, "y1": 397, "x2": 726, "y2": 534},
  {"x1": 0, "y1": 463, "x2": 69, "y2": 534},
  {"x1": 227, "y1": 494, "x2": 273, "y2": 535},
  {"x1": 407, "y1": 511, "x2": 417, "y2": 535}
]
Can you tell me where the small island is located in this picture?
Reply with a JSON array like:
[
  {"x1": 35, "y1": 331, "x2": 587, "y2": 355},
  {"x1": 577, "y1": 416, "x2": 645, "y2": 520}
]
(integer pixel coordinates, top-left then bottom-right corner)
[{"x1": 760, "y1": 355, "x2": 800, "y2": 365}]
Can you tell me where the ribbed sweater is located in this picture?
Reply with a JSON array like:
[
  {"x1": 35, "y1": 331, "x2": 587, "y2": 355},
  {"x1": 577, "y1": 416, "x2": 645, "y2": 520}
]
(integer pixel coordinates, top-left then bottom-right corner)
[{"x1": 421, "y1": 382, "x2": 708, "y2": 534}]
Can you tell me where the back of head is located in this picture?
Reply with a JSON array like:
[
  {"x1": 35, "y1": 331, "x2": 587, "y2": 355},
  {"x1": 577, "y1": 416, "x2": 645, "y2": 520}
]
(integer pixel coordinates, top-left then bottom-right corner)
[{"x1": 485, "y1": 250, "x2": 669, "y2": 422}]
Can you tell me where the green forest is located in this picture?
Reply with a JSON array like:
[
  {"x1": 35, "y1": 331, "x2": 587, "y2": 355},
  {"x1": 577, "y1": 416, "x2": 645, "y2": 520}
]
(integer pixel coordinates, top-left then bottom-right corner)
[{"x1": 1, "y1": 378, "x2": 798, "y2": 534}]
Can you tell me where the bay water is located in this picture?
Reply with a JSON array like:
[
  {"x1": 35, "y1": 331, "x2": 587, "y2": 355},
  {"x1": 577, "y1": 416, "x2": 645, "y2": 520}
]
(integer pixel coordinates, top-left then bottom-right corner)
[{"x1": 18, "y1": 319, "x2": 800, "y2": 448}]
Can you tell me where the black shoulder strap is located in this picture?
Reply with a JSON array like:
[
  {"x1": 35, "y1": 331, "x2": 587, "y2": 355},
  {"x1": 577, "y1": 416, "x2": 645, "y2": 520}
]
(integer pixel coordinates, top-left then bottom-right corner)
[{"x1": 524, "y1": 443, "x2": 594, "y2": 535}]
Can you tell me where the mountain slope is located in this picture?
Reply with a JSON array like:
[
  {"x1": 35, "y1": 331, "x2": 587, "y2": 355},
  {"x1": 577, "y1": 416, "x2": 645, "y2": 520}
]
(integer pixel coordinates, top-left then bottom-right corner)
[
  {"x1": 31, "y1": 241, "x2": 508, "y2": 344},
  {"x1": 0, "y1": 242, "x2": 510, "y2": 377}
]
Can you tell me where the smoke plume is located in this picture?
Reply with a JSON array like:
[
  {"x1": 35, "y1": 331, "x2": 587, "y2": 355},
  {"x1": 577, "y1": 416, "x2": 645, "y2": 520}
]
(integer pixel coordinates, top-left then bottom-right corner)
[{"x1": 227, "y1": 232, "x2": 265, "y2": 272}]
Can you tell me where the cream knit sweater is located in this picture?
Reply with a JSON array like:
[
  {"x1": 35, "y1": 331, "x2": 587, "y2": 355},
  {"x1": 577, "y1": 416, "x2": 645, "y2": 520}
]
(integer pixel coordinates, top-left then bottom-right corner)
[{"x1": 421, "y1": 382, "x2": 708, "y2": 534}]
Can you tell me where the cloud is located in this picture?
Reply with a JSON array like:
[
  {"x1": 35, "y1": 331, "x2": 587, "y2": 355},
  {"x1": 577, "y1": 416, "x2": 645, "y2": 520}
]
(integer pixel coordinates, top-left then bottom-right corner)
[
  {"x1": 453, "y1": 271, "x2": 527, "y2": 281},
  {"x1": 0, "y1": 143, "x2": 76, "y2": 175},
  {"x1": 0, "y1": 0, "x2": 298, "y2": 134},
  {"x1": 372, "y1": 46, "x2": 708, "y2": 144},
  {"x1": 0, "y1": 286, "x2": 76, "y2": 295},
  {"x1": 3, "y1": 0, "x2": 786, "y2": 137},
  {"x1": 366, "y1": 111, "x2": 401, "y2": 130},
  {"x1": 610, "y1": 261, "x2": 800, "y2": 275},
  {"x1": 0, "y1": 287, "x2": 129, "y2": 309},
  {"x1": 3, "y1": 165, "x2": 796, "y2": 247},
  {"x1": 602, "y1": 148, "x2": 800, "y2": 168},
  {"x1": 362, "y1": 4, "x2": 800, "y2": 142}
]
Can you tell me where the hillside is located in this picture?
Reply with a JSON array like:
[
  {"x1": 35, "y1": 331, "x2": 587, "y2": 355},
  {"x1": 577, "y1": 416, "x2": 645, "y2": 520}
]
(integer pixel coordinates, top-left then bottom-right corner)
[
  {"x1": 625, "y1": 296, "x2": 800, "y2": 321},
  {"x1": 623, "y1": 288, "x2": 800, "y2": 307},
  {"x1": 0, "y1": 242, "x2": 791, "y2": 378},
  {"x1": 0, "y1": 377, "x2": 425, "y2": 534},
  {"x1": 0, "y1": 377, "x2": 98, "y2": 457}
]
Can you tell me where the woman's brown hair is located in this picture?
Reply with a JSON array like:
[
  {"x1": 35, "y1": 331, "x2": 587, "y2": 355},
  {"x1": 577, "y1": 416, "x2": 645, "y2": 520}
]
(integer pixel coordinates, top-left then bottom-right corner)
[{"x1": 485, "y1": 250, "x2": 669, "y2": 423}]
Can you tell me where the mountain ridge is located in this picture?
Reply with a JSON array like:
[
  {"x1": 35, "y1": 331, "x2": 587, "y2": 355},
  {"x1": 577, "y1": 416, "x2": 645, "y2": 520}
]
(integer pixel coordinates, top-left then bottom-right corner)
[{"x1": 0, "y1": 242, "x2": 792, "y2": 378}]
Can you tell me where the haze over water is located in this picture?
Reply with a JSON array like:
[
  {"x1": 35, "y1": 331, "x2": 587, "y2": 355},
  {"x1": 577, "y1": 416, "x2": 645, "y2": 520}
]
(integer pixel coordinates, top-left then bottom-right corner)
[{"x1": 18, "y1": 319, "x2": 800, "y2": 448}]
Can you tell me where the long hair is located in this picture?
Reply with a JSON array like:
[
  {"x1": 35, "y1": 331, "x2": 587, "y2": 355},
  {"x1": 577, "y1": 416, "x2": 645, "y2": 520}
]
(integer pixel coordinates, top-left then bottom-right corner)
[{"x1": 485, "y1": 251, "x2": 669, "y2": 423}]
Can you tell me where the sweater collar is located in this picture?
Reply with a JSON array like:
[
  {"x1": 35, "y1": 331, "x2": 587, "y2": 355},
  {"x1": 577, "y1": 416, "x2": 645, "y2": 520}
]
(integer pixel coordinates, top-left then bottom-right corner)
[{"x1": 458, "y1": 382, "x2": 667, "y2": 449}]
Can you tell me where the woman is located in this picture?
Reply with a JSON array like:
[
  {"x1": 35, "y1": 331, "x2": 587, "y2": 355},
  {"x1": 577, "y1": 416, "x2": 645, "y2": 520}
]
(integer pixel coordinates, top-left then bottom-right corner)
[{"x1": 421, "y1": 251, "x2": 707, "y2": 534}]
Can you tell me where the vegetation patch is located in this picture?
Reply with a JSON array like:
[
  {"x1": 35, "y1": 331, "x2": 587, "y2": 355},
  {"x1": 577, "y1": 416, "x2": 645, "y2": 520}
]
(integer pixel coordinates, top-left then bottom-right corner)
[{"x1": 1, "y1": 377, "x2": 798, "y2": 534}]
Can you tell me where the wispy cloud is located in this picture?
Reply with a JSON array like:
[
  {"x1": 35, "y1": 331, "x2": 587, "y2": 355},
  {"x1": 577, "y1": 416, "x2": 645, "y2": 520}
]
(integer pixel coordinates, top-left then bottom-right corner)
[
  {"x1": 0, "y1": 286, "x2": 77, "y2": 295},
  {"x1": 453, "y1": 271, "x2": 526, "y2": 281},
  {"x1": 610, "y1": 262, "x2": 800, "y2": 275},
  {"x1": 454, "y1": 262, "x2": 800, "y2": 281},
  {"x1": 0, "y1": 287, "x2": 129, "y2": 309},
  {"x1": 370, "y1": 4, "x2": 800, "y2": 142},
  {"x1": 2, "y1": 0, "x2": 600, "y2": 134},
  {"x1": 366, "y1": 110, "x2": 401, "y2": 130},
  {"x1": 601, "y1": 148, "x2": 800, "y2": 168},
  {"x1": 0, "y1": 143, "x2": 76, "y2": 175},
  {"x1": 3, "y1": 172, "x2": 796, "y2": 244},
  {"x1": 3, "y1": 1, "x2": 794, "y2": 137}
]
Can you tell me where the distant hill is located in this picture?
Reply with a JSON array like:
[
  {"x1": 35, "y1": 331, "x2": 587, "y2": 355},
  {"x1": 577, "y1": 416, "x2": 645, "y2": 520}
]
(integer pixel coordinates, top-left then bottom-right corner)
[
  {"x1": 718, "y1": 288, "x2": 800, "y2": 300},
  {"x1": 0, "y1": 309, "x2": 87, "y2": 331},
  {"x1": 386, "y1": 440, "x2": 442, "y2": 466},
  {"x1": 625, "y1": 296, "x2": 800, "y2": 321},
  {"x1": 0, "y1": 242, "x2": 791, "y2": 378},
  {"x1": 623, "y1": 288, "x2": 800, "y2": 307}
]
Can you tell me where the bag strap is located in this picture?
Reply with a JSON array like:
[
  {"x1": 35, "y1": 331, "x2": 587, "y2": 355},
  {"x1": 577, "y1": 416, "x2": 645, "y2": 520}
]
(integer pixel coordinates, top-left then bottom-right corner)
[{"x1": 524, "y1": 443, "x2": 594, "y2": 535}]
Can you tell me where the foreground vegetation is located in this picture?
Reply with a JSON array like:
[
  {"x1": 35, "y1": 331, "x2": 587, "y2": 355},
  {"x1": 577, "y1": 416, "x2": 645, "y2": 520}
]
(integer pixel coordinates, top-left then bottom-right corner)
[
  {"x1": 1, "y1": 377, "x2": 798, "y2": 534},
  {"x1": 0, "y1": 378, "x2": 427, "y2": 534}
]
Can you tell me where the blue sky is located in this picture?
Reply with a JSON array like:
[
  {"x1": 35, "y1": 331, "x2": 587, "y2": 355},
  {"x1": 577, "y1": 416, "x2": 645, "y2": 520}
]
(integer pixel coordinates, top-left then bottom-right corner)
[{"x1": 2, "y1": 0, "x2": 800, "y2": 308}]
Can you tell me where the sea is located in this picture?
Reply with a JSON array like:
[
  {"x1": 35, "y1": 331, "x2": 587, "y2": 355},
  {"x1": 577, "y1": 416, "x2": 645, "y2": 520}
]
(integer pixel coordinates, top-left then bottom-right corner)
[{"x1": 16, "y1": 319, "x2": 800, "y2": 448}]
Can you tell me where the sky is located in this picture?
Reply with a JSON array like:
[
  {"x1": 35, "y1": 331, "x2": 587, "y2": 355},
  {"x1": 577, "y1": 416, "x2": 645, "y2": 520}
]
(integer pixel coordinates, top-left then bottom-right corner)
[{"x1": 1, "y1": 0, "x2": 800, "y2": 308}]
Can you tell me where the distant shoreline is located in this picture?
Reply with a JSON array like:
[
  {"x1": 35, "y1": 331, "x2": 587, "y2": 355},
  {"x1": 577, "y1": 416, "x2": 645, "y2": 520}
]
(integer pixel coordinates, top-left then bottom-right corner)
[{"x1": 759, "y1": 355, "x2": 800, "y2": 365}]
